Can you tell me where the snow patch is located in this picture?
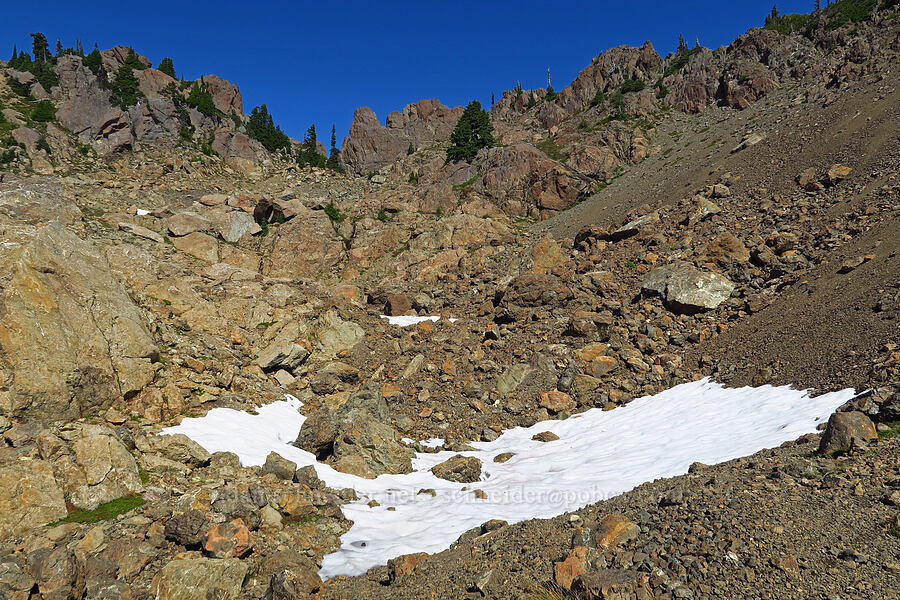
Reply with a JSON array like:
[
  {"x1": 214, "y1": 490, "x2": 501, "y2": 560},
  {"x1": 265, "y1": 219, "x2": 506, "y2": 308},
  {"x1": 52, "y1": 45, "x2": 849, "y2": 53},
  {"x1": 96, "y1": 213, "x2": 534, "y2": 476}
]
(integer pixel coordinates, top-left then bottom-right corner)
[
  {"x1": 136, "y1": 208, "x2": 150, "y2": 216},
  {"x1": 161, "y1": 379, "x2": 853, "y2": 580},
  {"x1": 380, "y1": 315, "x2": 456, "y2": 327}
]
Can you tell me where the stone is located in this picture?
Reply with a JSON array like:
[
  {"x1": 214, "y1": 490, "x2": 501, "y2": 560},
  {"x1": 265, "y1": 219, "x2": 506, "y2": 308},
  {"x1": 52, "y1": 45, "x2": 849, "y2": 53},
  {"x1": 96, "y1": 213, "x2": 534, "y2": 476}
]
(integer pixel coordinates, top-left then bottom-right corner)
[
  {"x1": 818, "y1": 411, "x2": 877, "y2": 454},
  {"x1": 216, "y1": 211, "x2": 261, "y2": 243},
  {"x1": 555, "y1": 546, "x2": 592, "y2": 589},
  {"x1": 151, "y1": 557, "x2": 248, "y2": 600},
  {"x1": 532, "y1": 431, "x2": 560, "y2": 442},
  {"x1": 26, "y1": 547, "x2": 84, "y2": 600},
  {"x1": 199, "y1": 193, "x2": 229, "y2": 206},
  {"x1": 259, "y1": 505, "x2": 283, "y2": 528},
  {"x1": 595, "y1": 514, "x2": 640, "y2": 550},
  {"x1": 256, "y1": 342, "x2": 310, "y2": 373},
  {"x1": 263, "y1": 452, "x2": 297, "y2": 481},
  {"x1": 388, "y1": 553, "x2": 430, "y2": 582},
  {"x1": 384, "y1": 294, "x2": 413, "y2": 316},
  {"x1": 0, "y1": 460, "x2": 67, "y2": 541},
  {"x1": 608, "y1": 211, "x2": 659, "y2": 241},
  {"x1": 0, "y1": 223, "x2": 157, "y2": 421},
  {"x1": 70, "y1": 432, "x2": 144, "y2": 510},
  {"x1": 172, "y1": 232, "x2": 219, "y2": 263},
  {"x1": 826, "y1": 164, "x2": 852, "y2": 185},
  {"x1": 203, "y1": 518, "x2": 253, "y2": 558},
  {"x1": 293, "y1": 465, "x2": 324, "y2": 489},
  {"x1": 164, "y1": 510, "x2": 210, "y2": 546},
  {"x1": 202, "y1": 74, "x2": 243, "y2": 115},
  {"x1": 642, "y1": 264, "x2": 735, "y2": 313},
  {"x1": 572, "y1": 569, "x2": 647, "y2": 599},
  {"x1": 264, "y1": 567, "x2": 322, "y2": 599},
  {"x1": 496, "y1": 363, "x2": 531, "y2": 395},
  {"x1": 538, "y1": 390, "x2": 576, "y2": 413},
  {"x1": 118, "y1": 221, "x2": 165, "y2": 243},
  {"x1": 313, "y1": 310, "x2": 365, "y2": 357},
  {"x1": 431, "y1": 455, "x2": 482, "y2": 483},
  {"x1": 474, "y1": 568, "x2": 496, "y2": 596},
  {"x1": 152, "y1": 433, "x2": 211, "y2": 467},
  {"x1": 166, "y1": 212, "x2": 212, "y2": 237}
]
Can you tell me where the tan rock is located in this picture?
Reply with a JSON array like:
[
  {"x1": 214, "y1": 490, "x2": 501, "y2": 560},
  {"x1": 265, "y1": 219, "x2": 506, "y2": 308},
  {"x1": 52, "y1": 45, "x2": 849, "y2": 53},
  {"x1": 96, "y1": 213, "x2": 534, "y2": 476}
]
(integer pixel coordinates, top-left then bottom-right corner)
[
  {"x1": 0, "y1": 460, "x2": 67, "y2": 541},
  {"x1": 172, "y1": 232, "x2": 219, "y2": 263},
  {"x1": 595, "y1": 513, "x2": 640, "y2": 550},
  {"x1": 151, "y1": 557, "x2": 248, "y2": 600}
]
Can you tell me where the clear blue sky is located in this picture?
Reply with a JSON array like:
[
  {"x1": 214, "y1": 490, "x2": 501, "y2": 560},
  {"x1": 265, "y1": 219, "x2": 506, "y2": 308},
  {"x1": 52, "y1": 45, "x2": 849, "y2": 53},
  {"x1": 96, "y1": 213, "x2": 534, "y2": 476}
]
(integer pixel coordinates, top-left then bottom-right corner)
[{"x1": 3, "y1": 1, "x2": 812, "y2": 144}]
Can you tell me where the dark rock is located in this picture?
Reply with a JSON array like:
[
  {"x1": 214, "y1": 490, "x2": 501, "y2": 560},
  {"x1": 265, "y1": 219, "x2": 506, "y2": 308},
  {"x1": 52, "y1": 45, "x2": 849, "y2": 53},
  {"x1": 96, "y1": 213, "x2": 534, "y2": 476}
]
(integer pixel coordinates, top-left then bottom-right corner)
[
  {"x1": 818, "y1": 411, "x2": 877, "y2": 454},
  {"x1": 431, "y1": 455, "x2": 482, "y2": 483}
]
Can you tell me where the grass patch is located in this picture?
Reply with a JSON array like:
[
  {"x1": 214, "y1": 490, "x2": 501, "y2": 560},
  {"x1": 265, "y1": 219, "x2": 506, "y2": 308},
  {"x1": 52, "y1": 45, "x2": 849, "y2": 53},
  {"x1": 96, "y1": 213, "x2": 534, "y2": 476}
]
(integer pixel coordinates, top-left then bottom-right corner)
[
  {"x1": 324, "y1": 202, "x2": 346, "y2": 223},
  {"x1": 138, "y1": 467, "x2": 150, "y2": 484},
  {"x1": 51, "y1": 495, "x2": 146, "y2": 525},
  {"x1": 889, "y1": 527, "x2": 900, "y2": 538},
  {"x1": 452, "y1": 172, "x2": 482, "y2": 191},
  {"x1": 535, "y1": 138, "x2": 569, "y2": 162},
  {"x1": 877, "y1": 420, "x2": 900, "y2": 439}
]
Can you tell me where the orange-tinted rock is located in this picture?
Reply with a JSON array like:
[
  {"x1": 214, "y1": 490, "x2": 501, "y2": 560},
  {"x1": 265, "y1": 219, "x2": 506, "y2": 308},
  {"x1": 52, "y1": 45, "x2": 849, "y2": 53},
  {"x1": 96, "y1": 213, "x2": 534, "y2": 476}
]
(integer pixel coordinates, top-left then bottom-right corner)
[
  {"x1": 595, "y1": 514, "x2": 640, "y2": 551},
  {"x1": 554, "y1": 546, "x2": 592, "y2": 589},
  {"x1": 388, "y1": 552, "x2": 431, "y2": 582},
  {"x1": 537, "y1": 390, "x2": 576, "y2": 413},
  {"x1": 202, "y1": 518, "x2": 253, "y2": 558}
]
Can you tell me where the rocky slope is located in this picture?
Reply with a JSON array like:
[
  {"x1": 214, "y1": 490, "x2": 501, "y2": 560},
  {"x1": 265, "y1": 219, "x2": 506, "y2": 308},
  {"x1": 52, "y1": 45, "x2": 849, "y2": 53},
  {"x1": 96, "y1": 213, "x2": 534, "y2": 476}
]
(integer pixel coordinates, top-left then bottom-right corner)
[{"x1": 0, "y1": 4, "x2": 899, "y2": 600}]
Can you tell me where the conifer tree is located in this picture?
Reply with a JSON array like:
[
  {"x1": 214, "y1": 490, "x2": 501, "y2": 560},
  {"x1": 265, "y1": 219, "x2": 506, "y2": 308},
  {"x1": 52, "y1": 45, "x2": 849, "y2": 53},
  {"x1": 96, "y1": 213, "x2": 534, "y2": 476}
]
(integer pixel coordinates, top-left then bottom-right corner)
[
  {"x1": 245, "y1": 105, "x2": 290, "y2": 153},
  {"x1": 327, "y1": 124, "x2": 344, "y2": 172},
  {"x1": 158, "y1": 57, "x2": 176, "y2": 79},
  {"x1": 30, "y1": 33, "x2": 49, "y2": 62},
  {"x1": 446, "y1": 100, "x2": 495, "y2": 163},
  {"x1": 111, "y1": 64, "x2": 142, "y2": 108}
]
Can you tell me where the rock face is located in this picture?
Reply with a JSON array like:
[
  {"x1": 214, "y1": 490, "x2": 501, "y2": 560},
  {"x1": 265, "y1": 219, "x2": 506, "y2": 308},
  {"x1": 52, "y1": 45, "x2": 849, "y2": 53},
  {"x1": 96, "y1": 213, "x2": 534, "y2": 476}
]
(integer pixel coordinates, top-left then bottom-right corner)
[
  {"x1": 68, "y1": 431, "x2": 144, "y2": 510},
  {"x1": 201, "y1": 74, "x2": 243, "y2": 115},
  {"x1": 341, "y1": 99, "x2": 463, "y2": 174},
  {"x1": 0, "y1": 460, "x2": 67, "y2": 541},
  {"x1": 53, "y1": 55, "x2": 114, "y2": 141},
  {"x1": 642, "y1": 264, "x2": 735, "y2": 313},
  {"x1": 0, "y1": 223, "x2": 158, "y2": 421}
]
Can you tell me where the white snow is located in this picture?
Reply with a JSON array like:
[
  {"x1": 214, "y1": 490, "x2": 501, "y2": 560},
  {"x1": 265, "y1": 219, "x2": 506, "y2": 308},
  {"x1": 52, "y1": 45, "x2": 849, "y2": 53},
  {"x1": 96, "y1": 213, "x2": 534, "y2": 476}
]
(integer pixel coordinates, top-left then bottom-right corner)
[
  {"x1": 379, "y1": 315, "x2": 457, "y2": 327},
  {"x1": 402, "y1": 437, "x2": 445, "y2": 449},
  {"x1": 136, "y1": 208, "x2": 150, "y2": 216},
  {"x1": 161, "y1": 378, "x2": 854, "y2": 580}
]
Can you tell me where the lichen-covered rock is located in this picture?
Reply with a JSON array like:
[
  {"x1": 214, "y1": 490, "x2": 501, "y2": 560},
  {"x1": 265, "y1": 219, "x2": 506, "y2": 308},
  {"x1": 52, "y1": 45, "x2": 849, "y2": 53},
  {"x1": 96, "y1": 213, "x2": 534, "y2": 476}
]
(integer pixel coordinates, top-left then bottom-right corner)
[
  {"x1": 150, "y1": 557, "x2": 248, "y2": 600},
  {"x1": 642, "y1": 264, "x2": 735, "y2": 313},
  {"x1": 0, "y1": 460, "x2": 67, "y2": 541},
  {"x1": 431, "y1": 455, "x2": 482, "y2": 483}
]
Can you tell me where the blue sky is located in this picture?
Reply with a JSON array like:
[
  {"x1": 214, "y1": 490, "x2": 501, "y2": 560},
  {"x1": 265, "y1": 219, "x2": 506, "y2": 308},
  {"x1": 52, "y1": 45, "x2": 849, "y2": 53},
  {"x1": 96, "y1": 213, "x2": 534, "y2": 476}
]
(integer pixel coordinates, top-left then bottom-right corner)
[{"x1": 2, "y1": 1, "x2": 812, "y2": 144}]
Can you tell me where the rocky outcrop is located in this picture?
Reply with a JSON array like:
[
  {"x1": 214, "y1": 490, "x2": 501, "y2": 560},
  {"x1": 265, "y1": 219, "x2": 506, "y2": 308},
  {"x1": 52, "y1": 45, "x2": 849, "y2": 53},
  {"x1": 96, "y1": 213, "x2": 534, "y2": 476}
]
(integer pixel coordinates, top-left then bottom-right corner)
[
  {"x1": 201, "y1": 74, "x2": 243, "y2": 115},
  {"x1": 0, "y1": 223, "x2": 158, "y2": 421},
  {"x1": 212, "y1": 132, "x2": 259, "y2": 173},
  {"x1": 53, "y1": 54, "x2": 114, "y2": 140},
  {"x1": 341, "y1": 99, "x2": 463, "y2": 174},
  {"x1": 0, "y1": 460, "x2": 67, "y2": 541},
  {"x1": 100, "y1": 45, "x2": 151, "y2": 74}
]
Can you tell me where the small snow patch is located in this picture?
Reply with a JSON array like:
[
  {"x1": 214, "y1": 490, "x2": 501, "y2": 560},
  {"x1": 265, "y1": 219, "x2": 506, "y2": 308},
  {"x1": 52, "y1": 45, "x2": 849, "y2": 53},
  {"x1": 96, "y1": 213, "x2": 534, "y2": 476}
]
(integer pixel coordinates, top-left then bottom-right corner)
[{"x1": 379, "y1": 315, "x2": 457, "y2": 327}]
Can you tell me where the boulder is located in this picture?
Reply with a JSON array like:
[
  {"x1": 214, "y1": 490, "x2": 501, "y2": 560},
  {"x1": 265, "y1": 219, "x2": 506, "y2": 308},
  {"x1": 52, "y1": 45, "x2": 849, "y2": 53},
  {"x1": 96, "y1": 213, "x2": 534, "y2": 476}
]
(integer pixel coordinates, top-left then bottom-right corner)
[
  {"x1": 215, "y1": 211, "x2": 261, "y2": 243},
  {"x1": 118, "y1": 221, "x2": 165, "y2": 243},
  {"x1": 431, "y1": 455, "x2": 482, "y2": 483},
  {"x1": 202, "y1": 74, "x2": 243, "y2": 115},
  {"x1": 167, "y1": 212, "x2": 213, "y2": 237},
  {"x1": 642, "y1": 264, "x2": 735, "y2": 313},
  {"x1": 26, "y1": 547, "x2": 84, "y2": 600},
  {"x1": 537, "y1": 390, "x2": 576, "y2": 413},
  {"x1": 172, "y1": 232, "x2": 219, "y2": 263},
  {"x1": 263, "y1": 452, "x2": 297, "y2": 481},
  {"x1": 202, "y1": 519, "x2": 253, "y2": 558},
  {"x1": 256, "y1": 342, "x2": 310, "y2": 373},
  {"x1": 595, "y1": 514, "x2": 640, "y2": 550},
  {"x1": 819, "y1": 411, "x2": 877, "y2": 454},
  {"x1": 0, "y1": 223, "x2": 157, "y2": 421},
  {"x1": 100, "y1": 46, "x2": 151, "y2": 74},
  {"x1": 0, "y1": 460, "x2": 67, "y2": 541},
  {"x1": 151, "y1": 557, "x2": 248, "y2": 600},
  {"x1": 135, "y1": 68, "x2": 175, "y2": 98},
  {"x1": 94, "y1": 107, "x2": 132, "y2": 153},
  {"x1": 69, "y1": 432, "x2": 144, "y2": 510},
  {"x1": 313, "y1": 310, "x2": 365, "y2": 357}
]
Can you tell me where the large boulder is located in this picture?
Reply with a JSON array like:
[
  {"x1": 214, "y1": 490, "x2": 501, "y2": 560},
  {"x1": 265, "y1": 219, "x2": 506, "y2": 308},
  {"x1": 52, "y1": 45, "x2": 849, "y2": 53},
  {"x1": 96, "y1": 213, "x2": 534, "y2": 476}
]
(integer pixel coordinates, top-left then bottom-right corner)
[
  {"x1": 151, "y1": 557, "x2": 248, "y2": 600},
  {"x1": 642, "y1": 264, "x2": 735, "y2": 313},
  {"x1": 819, "y1": 411, "x2": 877, "y2": 454},
  {"x1": 68, "y1": 431, "x2": 144, "y2": 510},
  {"x1": 136, "y1": 68, "x2": 176, "y2": 98},
  {"x1": 201, "y1": 74, "x2": 243, "y2": 115},
  {"x1": 0, "y1": 459, "x2": 67, "y2": 541},
  {"x1": 0, "y1": 223, "x2": 158, "y2": 421},
  {"x1": 294, "y1": 387, "x2": 412, "y2": 476},
  {"x1": 100, "y1": 46, "x2": 151, "y2": 74}
]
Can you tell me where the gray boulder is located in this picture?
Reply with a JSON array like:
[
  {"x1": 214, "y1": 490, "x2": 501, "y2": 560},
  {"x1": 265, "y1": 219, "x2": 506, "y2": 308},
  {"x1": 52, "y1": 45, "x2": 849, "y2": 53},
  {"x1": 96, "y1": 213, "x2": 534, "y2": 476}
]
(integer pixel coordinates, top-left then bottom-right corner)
[
  {"x1": 819, "y1": 411, "x2": 877, "y2": 454},
  {"x1": 642, "y1": 264, "x2": 735, "y2": 313}
]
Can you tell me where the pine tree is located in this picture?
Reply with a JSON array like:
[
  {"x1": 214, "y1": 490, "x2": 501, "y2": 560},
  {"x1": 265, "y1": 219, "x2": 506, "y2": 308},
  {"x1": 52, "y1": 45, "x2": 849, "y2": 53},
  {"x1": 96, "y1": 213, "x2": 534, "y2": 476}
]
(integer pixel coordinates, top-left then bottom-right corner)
[
  {"x1": 245, "y1": 105, "x2": 290, "y2": 153},
  {"x1": 158, "y1": 57, "x2": 176, "y2": 79},
  {"x1": 11, "y1": 45, "x2": 16, "y2": 62},
  {"x1": 123, "y1": 48, "x2": 149, "y2": 70},
  {"x1": 31, "y1": 100, "x2": 56, "y2": 122},
  {"x1": 677, "y1": 34, "x2": 688, "y2": 54},
  {"x1": 111, "y1": 64, "x2": 142, "y2": 108},
  {"x1": 83, "y1": 46, "x2": 103, "y2": 76},
  {"x1": 298, "y1": 125, "x2": 327, "y2": 168},
  {"x1": 30, "y1": 33, "x2": 49, "y2": 62},
  {"x1": 326, "y1": 124, "x2": 344, "y2": 172},
  {"x1": 56, "y1": 40, "x2": 63, "y2": 56},
  {"x1": 446, "y1": 100, "x2": 495, "y2": 163}
]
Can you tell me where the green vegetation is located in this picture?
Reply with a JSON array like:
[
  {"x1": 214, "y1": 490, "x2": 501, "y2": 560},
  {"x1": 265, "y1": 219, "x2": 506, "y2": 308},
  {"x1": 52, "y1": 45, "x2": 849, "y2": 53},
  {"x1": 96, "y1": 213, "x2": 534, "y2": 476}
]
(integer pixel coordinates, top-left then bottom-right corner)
[
  {"x1": 245, "y1": 105, "x2": 290, "y2": 153},
  {"x1": 446, "y1": 100, "x2": 495, "y2": 163},
  {"x1": 31, "y1": 100, "x2": 55, "y2": 122},
  {"x1": 297, "y1": 124, "x2": 327, "y2": 168},
  {"x1": 323, "y1": 202, "x2": 346, "y2": 223},
  {"x1": 36, "y1": 137, "x2": 51, "y2": 154},
  {"x1": 158, "y1": 57, "x2": 176, "y2": 78},
  {"x1": 452, "y1": 171, "x2": 482, "y2": 191},
  {"x1": 111, "y1": 63, "x2": 143, "y2": 108},
  {"x1": 123, "y1": 47, "x2": 149, "y2": 70},
  {"x1": 408, "y1": 171, "x2": 419, "y2": 185},
  {"x1": 185, "y1": 82, "x2": 219, "y2": 117},
  {"x1": 764, "y1": 5, "x2": 812, "y2": 34},
  {"x1": 527, "y1": 91, "x2": 538, "y2": 108},
  {"x1": 407, "y1": 142, "x2": 415, "y2": 155},
  {"x1": 82, "y1": 46, "x2": 103, "y2": 76},
  {"x1": 50, "y1": 495, "x2": 146, "y2": 525},
  {"x1": 663, "y1": 46, "x2": 701, "y2": 78},
  {"x1": 620, "y1": 78, "x2": 645, "y2": 94},
  {"x1": 376, "y1": 209, "x2": 392, "y2": 222},
  {"x1": 588, "y1": 89, "x2": 608, "y2": 108},
  {"x1": 878, "y1": 421, "x2": 900, "y2": 439},
  {"x1": 327, "y1": 124, "x2": 344, "y2": 172},
  {"x1": 535, "y1": 137, "x2": 568, "y2": 161},
  {"x1": 610, "y1": 91, "x2": 626, "y2": 120},
  {"x1": 544, "y1": 84, "x2": 558, "y2": 102},
  {"x1": 8, "y1": 33, "x2": 60, "y2": 92}
]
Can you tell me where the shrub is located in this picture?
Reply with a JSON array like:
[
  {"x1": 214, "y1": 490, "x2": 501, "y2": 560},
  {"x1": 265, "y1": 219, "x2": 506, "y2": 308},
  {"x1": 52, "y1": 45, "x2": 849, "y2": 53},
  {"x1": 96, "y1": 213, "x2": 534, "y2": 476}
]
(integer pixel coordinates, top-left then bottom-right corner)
[
  {"x1": 620, "y1": 78, "x2": 645, "y2": 94},
  {"x1": 589, "y1": 89, "x2": 608, "y2": 108},
  {"x1": 31, "y1": 100, "x2": 56, "y2": 122},
  {"x1": 408, "y1": 171, "x2": 419, "y2": 184},
  {"x1": 323, "y1": 202, "x2": 345, "y2": 223},
  {"x1": 446, "y1": 100, "x2": 495, "y2": 163},
  {"x1": 663, "y1": 46, "x2": 701, "y2": 77},
  {"x1": 36, "y1": 137, "x2": 51, "y2": 153}
]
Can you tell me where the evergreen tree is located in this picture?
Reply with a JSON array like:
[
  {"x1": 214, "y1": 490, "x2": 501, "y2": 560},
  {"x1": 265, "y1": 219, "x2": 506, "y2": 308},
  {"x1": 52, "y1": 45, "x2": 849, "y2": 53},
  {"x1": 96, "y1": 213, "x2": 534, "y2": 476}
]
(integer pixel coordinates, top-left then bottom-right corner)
[
  {"x1": 677, "y1": 34, "x2": 689, "y2": 54},
  {"x1": 10, "y1": 45, "x2": 16, "y2": 62},
  {"x1": 327, "y1": 124, "x2": 344, "y2": 172},
  {"x1": 298, "y1": 124, "x2": 326, "y2": 168},
  {"x1": 185, "y1": 82, "x2": 218, "y2": 116},
  {"x1": 545, "y1": 84, "x2": 558, "y2": 102},
  {"x1": 56, "y1": 40, "x2": 63, "y2": 56},
  {"x1": 83, "y1": 46, "x2": 103, "y2": 76},
  {"x1": 30, "y1": 33, "x2": 49, "y2": 62},
  {"x1": 158, "y1": 57, "x2": 176, "y2": 79},
  {"x1": 110, "y1": 64, "x2": 142, "y2": 108},
  {"x1": 446, "y1": 100, "x2": 495, "y2": 163},
  {"x1": 31, "y1": 100, "x2": 56, "y2": 122},
  {"x1": 245, "y1": 105, "x2": 290, "y2": 153},
  {"x1": 123, "y1": 48, "x2": 149, "y2": 70}
]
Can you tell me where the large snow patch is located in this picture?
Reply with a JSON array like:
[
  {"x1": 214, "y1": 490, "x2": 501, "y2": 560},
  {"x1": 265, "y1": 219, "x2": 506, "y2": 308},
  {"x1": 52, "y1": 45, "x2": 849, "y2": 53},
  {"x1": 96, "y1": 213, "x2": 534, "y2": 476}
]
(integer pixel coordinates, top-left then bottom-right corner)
[{"x1": 161, "y1": 378, "x2": 854, "y2": 579}]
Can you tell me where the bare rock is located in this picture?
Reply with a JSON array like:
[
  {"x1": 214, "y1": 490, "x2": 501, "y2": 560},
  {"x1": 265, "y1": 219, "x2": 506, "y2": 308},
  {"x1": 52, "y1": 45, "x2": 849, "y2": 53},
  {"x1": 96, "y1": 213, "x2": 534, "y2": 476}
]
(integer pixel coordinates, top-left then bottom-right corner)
[
  {"x1": 431, "y1": 455, "x2": 482, "y2": 483},
  {"x1": 642, "y1": 264, "x2": 735, "y2": 313},
  {"x1": 0, "y1": 460, "x2": 67, "y2": 541},
  {"x1": 819, "y1": 411, "x2": 877, "y2": 454},
  {"x1": 151, "y1": 557, "x2": 248, "y2": 600}
]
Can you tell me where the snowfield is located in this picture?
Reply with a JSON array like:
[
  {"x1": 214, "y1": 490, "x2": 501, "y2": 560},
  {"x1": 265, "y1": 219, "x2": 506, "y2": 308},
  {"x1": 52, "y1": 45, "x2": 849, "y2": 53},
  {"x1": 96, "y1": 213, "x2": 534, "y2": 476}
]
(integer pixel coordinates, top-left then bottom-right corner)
[{"x1": 161, "y1": 378, "x2": 854, "y2": 579}]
